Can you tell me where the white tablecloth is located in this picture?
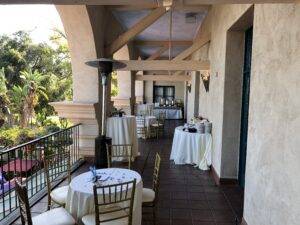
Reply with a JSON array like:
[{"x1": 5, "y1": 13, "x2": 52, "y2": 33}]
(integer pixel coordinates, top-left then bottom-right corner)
[
  {"x1": 136, "y1": 104, "x2": 154, "y2": 116},
  {"x1": 66, "y1": 168, "x2": 143, "y2": 225},
  {"x1": 170, "y1": 126, "x2": 212, "y2": 170},
  {"x1": 154, "y1": 108, "x2": 183, "y2": 119},
  {"x1": 106, "y1": 116, "x2": 139, "y2": 157}
]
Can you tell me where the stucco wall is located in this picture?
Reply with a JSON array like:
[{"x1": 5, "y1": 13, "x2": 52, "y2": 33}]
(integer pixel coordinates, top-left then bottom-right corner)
[
  {"x1": 56, "y1": 5, "x2": 99, "y2": 103},
  {"x1": 244, "y1": 4, "x2": 300, "y2": 225},
  {"x1": 192, "y1": 4, "x2": 252, "y2": 177}
]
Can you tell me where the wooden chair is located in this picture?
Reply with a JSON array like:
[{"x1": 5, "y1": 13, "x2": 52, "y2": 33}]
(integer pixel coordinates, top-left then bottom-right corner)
[
  {"x1": 44, "y1": 151, "x2": 71, "y2": 210},
  {"x1": 150, "y1": 112, "x2": 165, "y2": 139},
  {"x1": 142, "y1": 153, "x2": 161, "y2": 223},
  {"x1": 106, "y1": 144, "x2": 133, "y2": 169},
  {"x1": 136, "y1": 116, "x2": 147, "y2": 139},
  {"x1": 15, "y1": 179, "x2": 75, "y2": 225},
  {"x1": 82, "y1": 179, "x2": 137, "y2": 225}
]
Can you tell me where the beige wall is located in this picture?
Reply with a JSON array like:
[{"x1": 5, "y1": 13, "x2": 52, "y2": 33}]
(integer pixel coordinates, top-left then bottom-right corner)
[
  {"x1": 56, "y1": 5, "x2": 99, "y2": 103},
  {"x1": 244, "y1": 4, "x2": 300, "y2": 225},
  {"x1": 192, "y1": 4, "x2": 252, "y2": 177},
  {"x1": 190, "y1": 3, "x2": 300, "y2": 225},
  {"x1": 135, "y1": 80, "x2": 144, "y2": 103},
  {"x1": 144, "y1": 80, "x2": 154, "y2": 103}
]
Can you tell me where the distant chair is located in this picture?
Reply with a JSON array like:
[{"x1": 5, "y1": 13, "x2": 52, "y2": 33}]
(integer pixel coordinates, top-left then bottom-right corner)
[
  {"x1": 136, "y1": 116, "x2": 147, "y2": 139},
  {"x1": 82, "y1": 179, "x2": 137, "y2": 225},
  {"x1": 147, "y1": 104, "x2": 154, "y2": 116},
  {"x1": 142, "y1": 153, "x2": 161, "y2": 223},
  {"x1": 150, "y1": 112, "x2": 165, "y2": 138},
  {"x1": 15, "y1": 179, "x2": 75, "y2": 225},
  {"x1": 106, "y1": 144, "x2": 133, "y2": 169},
  {"x1": 44, "y1": 151, "x2": 71, "y2": 210}
]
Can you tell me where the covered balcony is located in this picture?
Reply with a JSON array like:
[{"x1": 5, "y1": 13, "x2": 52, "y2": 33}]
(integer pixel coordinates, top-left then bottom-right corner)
[{"x1": 0, "y1": 1, "x2": 299, "y2": 225}]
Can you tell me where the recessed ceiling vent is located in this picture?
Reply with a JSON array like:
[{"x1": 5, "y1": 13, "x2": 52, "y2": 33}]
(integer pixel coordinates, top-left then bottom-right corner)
[{"x1": 185, "y1": 12, "x2": 198, "y2": 24}]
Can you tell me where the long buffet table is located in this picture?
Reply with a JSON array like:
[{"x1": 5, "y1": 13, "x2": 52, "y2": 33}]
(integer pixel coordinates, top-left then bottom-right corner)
[{"x1": 153, "y1": 107, "x2": 183, "y2": 119}]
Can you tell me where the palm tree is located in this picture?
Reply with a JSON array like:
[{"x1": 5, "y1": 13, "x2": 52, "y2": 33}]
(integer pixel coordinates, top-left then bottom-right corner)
[
  {"x1": 0, "y1": 68, "x2": 10, "y2": 128},
  {"x1": 9, "y1": 85, "x2": 27, "y2": 127},
  {"x1": 19, "y1": 69, "x2": 48, "y2": 127}
]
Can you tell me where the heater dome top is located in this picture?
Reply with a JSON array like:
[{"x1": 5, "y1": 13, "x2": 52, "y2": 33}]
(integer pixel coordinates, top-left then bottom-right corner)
[{"x1": 85, "y1": 58, "x2": 126, "y2": 71}]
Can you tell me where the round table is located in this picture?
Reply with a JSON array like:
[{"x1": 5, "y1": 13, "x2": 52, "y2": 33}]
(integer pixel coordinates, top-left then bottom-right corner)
[
  {"x1": 106, "y1": 116, "x2": 139, "y2": 157},
  {"x1": 170, "y1": 126, "x2": 212, "y2": 170},
  {"x1": 66, "y1": 168, "x2": 143, "y2": 225}
]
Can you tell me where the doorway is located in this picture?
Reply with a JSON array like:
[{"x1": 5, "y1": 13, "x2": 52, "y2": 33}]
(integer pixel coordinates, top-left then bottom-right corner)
[{"x1": 238, "y1": 27, "x2": 253, "y2": 188}]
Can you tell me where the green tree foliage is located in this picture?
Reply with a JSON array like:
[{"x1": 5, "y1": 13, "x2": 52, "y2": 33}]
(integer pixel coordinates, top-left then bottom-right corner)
[
  {"x1": 111, "y1": 71, "x2": 119, "y2": 97},
  {"x1": 0, "y1": 30, "x2": 73, "y2": 125}
]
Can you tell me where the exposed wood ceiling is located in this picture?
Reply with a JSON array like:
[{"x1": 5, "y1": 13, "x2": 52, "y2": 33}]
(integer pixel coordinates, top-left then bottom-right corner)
[{"x1": 111, "y1": 7, "x2": 207, "y2": 59}]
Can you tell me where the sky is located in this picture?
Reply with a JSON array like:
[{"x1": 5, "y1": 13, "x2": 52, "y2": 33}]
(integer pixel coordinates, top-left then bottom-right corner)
[{"x1": 0, "y1": 5, "x2": 64, "y2": 43}]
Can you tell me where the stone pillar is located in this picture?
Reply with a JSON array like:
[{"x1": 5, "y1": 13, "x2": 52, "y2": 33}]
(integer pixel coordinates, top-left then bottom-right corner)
[{"x1": 112, "y1": 45, "x2": 135, "y2": 115}]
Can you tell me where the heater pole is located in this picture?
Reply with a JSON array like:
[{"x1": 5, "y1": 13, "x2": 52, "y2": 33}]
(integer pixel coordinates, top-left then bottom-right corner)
[
  {"x1": 101, "y1": 73, "x2": 107, "y2": 137},
  {"x1": 85, "y1": 59, "x2": 126, "y2": 169}
]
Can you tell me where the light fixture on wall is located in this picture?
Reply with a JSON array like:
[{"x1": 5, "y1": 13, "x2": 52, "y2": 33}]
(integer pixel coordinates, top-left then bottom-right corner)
[
  {"x1": 201, "y1": 72, "x2": 210, "y2": 92},
  {"x1": 187, "y1": 83, "x2": 192, "y2": 93}
]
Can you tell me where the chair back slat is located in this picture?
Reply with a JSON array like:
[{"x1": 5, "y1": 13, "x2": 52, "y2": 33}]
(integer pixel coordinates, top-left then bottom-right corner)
[
  {"x1": 15, "y1": 180, "x2": 33, "y2": 225},
  {"x1": 152, "y1": 153, "x2": 161, "y2": 202},
  {"x1": 43, "y1": 150, "x2": 71, "y2": 209},
  {"x1": 93, "y1": 179, "x2": 136, "y2": 225},
  {"x1": 106, "y1": 144, "x2": 133, "y2": 169},
  {"x1": 136, "y1": 116, "x2": 147, "y2": 138}
]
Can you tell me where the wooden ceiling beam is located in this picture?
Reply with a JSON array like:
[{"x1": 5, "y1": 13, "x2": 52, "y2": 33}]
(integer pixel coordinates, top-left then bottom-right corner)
[
  {"x1": 109, "y1": 4, "x2": 210, "y2": 12},
  {"x1": 115, "y1": 60, "x2": 210, "y2": 71},
  {"x1": 133, "y1": 40, "x2": 193, "y2": 47},
  {"x1": 136, "y1": 74, "x2": 191, "y2": 82},
  {"x1": 147, "y1": 45, "x2": 169, "y2": 60},
  {"x1": 173, "y1": 32, "x2": 211, "y2": 60},
  {"x1": 105, "y1": 7, "x2": 167, "y2": 56}
]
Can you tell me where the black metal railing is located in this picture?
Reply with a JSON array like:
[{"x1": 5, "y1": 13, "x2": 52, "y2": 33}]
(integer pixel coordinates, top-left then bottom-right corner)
[{"x1": 0, "y1": 124, "x2": 81, "y2": 223}]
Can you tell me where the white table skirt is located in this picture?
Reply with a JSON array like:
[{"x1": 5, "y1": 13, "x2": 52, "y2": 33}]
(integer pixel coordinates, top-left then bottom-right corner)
[
  {"x1": 154, "y1": 108, "x2": 183, "y2": 119},
  {"x1": 136, "y1": 104, "x2": 154, "y2": 116},
  {"x1": 106, "y1": 116, "x2": 139, "y2": 157},
  {"x1": 66, "y1": 168, "x2": 143, "y2": 225},
  {"x1": 170, "y1": 126, "x2": 212, "y2": 170}
]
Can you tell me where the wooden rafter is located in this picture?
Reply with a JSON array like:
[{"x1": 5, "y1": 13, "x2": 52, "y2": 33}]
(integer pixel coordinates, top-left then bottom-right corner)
[
  {"x1": 147, "y1": 45, "x2": 169, "y2": 60},
  {"x1": 115, "y1": 60, "x2": 210, "y2": 71},
  {"x1": 173, "y1": 32, "x2": 211, "y2": 60},
  {"x1": 105, "y1": 7, "x2": 167, "y2": 56},
  {"x1": 134, "y1": 40, "x2": 193, "y2": 47},
  {"x1": 109, "y1": 4, "x2": 210, "y2": 12},
  {"x1": 136, "y1": 74, "x2": 191, "y2": 82}
]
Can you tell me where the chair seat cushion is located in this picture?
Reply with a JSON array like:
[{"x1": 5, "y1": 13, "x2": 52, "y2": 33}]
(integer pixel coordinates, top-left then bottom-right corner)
[
  {"x1": 82, "y1": 209, "x2": 128, "y2": 225},
  {"x1": 32, "y1": 207, "x2": 75, "y2": 225},
  {"x1": 142, "y1": 188, "x2": 155, "y2": 203},
  {"x1": 50, "y1": 185, "x2": 69, "y2": 205}
]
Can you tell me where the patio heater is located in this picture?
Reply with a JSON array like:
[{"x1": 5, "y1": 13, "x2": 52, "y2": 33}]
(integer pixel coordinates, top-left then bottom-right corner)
[{"x1": 85, "y1": 58, "x2": 126, "y2": 168}]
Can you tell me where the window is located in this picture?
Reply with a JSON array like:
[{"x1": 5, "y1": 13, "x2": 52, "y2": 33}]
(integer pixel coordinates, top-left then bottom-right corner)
[{"x1": 153, "y1": 86, "x2": 175, "y2": 103}]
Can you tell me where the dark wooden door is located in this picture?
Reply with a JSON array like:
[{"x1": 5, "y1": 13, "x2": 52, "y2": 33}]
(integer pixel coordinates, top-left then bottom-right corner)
[{"x1": 239, "y1": 27, "x2": 253, "y2": 188}]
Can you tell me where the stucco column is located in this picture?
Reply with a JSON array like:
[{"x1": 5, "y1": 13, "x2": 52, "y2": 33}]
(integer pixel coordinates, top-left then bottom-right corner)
[
  {"x1": 51, "y1": 5, "x2": 102, "y2": 157},
  {"x1": 113, "y1": 45, "x2": 135, "y2": 115}
]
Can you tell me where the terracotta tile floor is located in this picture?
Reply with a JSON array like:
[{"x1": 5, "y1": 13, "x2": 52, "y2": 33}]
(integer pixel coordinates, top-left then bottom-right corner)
[{"x1": 12, "y1": 120, "x2": 244, "y2": 225}]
